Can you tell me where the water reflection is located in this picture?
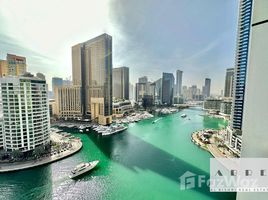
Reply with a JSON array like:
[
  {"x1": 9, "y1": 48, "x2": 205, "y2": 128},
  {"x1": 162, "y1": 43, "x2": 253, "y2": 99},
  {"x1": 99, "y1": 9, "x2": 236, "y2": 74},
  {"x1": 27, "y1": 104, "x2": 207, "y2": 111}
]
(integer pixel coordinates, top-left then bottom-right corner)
[
  {"x1": 88, "y1": 129, "x2": 235, "y2": 199},
  {"x1": 0, "y1": 166, "x2": 52, "y2": 200}
]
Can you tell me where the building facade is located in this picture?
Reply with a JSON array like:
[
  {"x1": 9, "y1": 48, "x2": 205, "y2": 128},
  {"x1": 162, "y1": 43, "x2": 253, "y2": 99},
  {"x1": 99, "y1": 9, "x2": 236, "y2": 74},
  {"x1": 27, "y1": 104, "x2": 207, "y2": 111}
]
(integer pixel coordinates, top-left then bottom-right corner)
[
  {"x1": 54, "y1": 85, "x2": 82, "y2": 119},
  {"x1": 176, "y1": 70, "x2": 183, "y2": 97},
  {"x1": 113, "y1": 100, "x2": 133, "y2": 118},
  {"x1": 0, "y1": 60, "x2": 8, "y2": 77},
  {"x1": 72, "y1": 34, "x2": 113, "y2": 125},
  {"x1": 6, "y1": 54, "x2": 27, "y2": 76},
  {"x1": 226, "y1": 0, "x2": 253, "y2": 157},
  {"x1": 0, "y1": 75, "x2": 50, "y2": 152},
  {"x1": 162, "y1": 73, "x2": 174, "y2": 105},
  {"x1": 203, "y1": 78, "x2": 211, "y2": 99},
  {"x1": 224, "y1": 68, "x2": 234, "y2": 97},
  {"x1": 237, "y1": 1, "x2": 268, "y2": 199},
  {"x1": 112, "y1": 66, "x2": 129, "y2": 100}
]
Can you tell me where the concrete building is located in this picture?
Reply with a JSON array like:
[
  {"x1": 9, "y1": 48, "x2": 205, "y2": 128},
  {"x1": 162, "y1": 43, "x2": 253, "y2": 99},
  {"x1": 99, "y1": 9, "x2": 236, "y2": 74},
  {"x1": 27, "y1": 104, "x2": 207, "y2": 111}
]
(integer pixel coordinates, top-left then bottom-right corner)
[
  {"x1": 6, "y1": 54, "x2": 27, "y2": 76},
  {"x1": 224, "y1": 68, "x2": 234, "y2": 97},
  {"x1": 0, "y1": 75, "x2": 50, "y2": 152},
  {"x1": 162, "y1": 73, "x2": 174, "y2": 105},
  {"x1": 154, "y1": 78, "x2": 162, "y2": 105},
  {"x1": 138, "y1": 76, "x2": 148, "y2": 84},
  {"x1": 52, "y1": 77, "x2": 63, "y2": 95},
  {"x1": 135, "y1": 82, "x2": 147, "y2": 103},
  {"x1": 113, "y1": 67, "x2": 129, "y2": 100},
  {"x1": 72, "y1": 34, "x2": 113, "y2": 125},
  {"x1": 113, "y1": 100, "x2": 133, "y2": 118},
  {"x1": 176, "y1": 70, "x2": 183, "y2": 97},
  {"x1": 237, "y1": 1, "x2": 268, "y2": 199},
  {"x1": 219, "y1": 99, "x2": 232, "y2": 116},
  {"x1": 129, "y1": 83, "x2": 135, "y2": 101},
  {"x1": 54, "y1": 85, "x2": 82, "y2": 119},
  {"x1": 202, "y1": 78, "x2": 211, "y2": 99},
  {"x1": 203, "y1": 99, "x2": 222, "y2": 111},
  {"x1": 226, "y1": 0, "x2": 253, "y2": 157}
]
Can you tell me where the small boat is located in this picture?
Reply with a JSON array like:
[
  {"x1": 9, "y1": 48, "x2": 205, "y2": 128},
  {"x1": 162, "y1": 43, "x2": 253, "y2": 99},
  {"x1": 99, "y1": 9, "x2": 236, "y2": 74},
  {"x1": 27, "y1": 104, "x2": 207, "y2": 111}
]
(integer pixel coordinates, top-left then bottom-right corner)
[
  {"x1": 181, "y1": 114, "x2": 187, "y2": 118},
  {"x1": 69, "y1": 160, "x2": 99, "y2": 179},
  {"x1": 152, "y1": 118, "x2": 162, "y2": 124}
]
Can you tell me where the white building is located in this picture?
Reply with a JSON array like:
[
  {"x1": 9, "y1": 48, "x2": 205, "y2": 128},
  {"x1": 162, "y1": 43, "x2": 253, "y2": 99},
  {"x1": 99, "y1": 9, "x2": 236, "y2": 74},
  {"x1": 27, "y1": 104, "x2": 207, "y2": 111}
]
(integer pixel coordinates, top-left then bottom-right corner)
[{"x1": 0, "y1": 75, "x2": 50, "y2": 152}]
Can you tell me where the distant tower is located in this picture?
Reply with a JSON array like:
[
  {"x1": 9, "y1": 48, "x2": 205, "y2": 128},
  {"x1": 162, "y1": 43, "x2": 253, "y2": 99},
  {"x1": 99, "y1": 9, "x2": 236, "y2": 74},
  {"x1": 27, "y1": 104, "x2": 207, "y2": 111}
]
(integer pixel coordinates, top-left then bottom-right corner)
[
  {"x1": 224, "y1": 68, "x2": 234, "y2": 97},
  {"x1": 203, "y1": 78, "x2": 211, "y2": 98},
  {"x1": 113, "y1": 66, "x2": 129, "y2": 100},
  {"x1": 162, "y1": 73, "x2": 175, "y2": 105},
  {"x1": 176, "y1": 70, "x2": 183, "y2": 97}
]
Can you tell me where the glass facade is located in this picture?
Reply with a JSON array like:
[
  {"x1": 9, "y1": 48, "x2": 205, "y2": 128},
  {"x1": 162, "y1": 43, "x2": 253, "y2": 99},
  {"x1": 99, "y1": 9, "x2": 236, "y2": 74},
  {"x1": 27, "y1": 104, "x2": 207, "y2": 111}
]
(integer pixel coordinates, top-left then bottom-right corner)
[{"x1": 231, "y1": 0, "x2": 252, "y2": 131}]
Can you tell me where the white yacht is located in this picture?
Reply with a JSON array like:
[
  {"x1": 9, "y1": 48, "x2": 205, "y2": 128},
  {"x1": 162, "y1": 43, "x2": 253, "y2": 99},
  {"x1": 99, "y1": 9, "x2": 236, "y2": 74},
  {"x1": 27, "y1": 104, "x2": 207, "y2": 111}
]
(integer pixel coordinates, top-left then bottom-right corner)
[
  {"x1": 181, "y1": 114, "x2": 187, "y2": 118},
  {"x1": 69, "y1": 160, "x2": 99, "y2": 179}
]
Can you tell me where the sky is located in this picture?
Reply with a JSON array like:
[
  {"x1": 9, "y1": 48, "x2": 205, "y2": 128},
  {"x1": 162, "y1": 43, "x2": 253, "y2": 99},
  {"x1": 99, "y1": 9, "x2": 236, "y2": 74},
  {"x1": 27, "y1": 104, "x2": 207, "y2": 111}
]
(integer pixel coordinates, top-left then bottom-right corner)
[{"x1": 0, "y1": 0, "x2": 238, "y2": 94}]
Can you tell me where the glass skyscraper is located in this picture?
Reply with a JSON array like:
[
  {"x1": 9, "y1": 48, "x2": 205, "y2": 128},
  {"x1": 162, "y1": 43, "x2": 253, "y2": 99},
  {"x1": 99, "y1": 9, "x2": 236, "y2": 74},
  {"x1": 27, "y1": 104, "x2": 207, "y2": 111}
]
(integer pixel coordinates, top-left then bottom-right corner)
[{"x1": 227, "y1": 0, "x2": 253, "y2": 155}]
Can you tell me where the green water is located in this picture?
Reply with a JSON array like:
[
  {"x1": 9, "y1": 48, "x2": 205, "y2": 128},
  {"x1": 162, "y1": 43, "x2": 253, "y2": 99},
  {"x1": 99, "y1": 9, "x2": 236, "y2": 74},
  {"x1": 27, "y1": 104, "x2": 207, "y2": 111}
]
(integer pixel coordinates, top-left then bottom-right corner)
[{"x1": 0, "y1": 108, "x2": 235, "y2": 200}]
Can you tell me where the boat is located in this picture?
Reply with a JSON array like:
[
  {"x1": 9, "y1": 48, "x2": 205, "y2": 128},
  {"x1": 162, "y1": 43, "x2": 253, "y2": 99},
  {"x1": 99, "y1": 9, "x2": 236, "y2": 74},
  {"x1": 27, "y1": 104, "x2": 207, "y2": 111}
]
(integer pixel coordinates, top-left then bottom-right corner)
[
  {"x1": 181, "y1": 114, "x2": 187, "y2": 118},
  {"x1": 152, "y1": 118, "x2": 162, "y2": 124},
  {"x1": 69, "y1": 160, "x2": 99, "y2": 179},
  {"x1": 102, "y1": 126, "x2": 127, "y2": 136}
]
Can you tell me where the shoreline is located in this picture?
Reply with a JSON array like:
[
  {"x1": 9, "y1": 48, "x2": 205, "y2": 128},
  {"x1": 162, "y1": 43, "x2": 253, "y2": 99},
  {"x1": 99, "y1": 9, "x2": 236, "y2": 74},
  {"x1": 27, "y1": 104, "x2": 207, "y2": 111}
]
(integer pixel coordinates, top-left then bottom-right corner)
[
  {"x1": 0, "y1": 132, "x2": 82, "y2": 173},
  {"x1": 191, "y1": 130, "x2": 228, "y2": 158}
]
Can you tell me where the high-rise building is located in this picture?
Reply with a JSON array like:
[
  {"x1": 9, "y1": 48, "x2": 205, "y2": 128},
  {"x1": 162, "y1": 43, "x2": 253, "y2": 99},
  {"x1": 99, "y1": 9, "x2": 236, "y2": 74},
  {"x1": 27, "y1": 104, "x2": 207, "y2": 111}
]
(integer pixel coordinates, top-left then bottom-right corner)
[
  {"x1": 129, "y1": 83, "x2": 135, "y2": 101},
  {"x1": 138, "y1": 76, "x2": 148, "y2": 84},
  {"x1": 224, "y1": 68, "x2": 234, "y2": 97},
  {"x1": 176, "y1": 70, "x2": 183, "y2": 97},
  {"x1": 154, "y1": 78, "x2": 162, "y2": 105},
  {"x1": 52, "y1": 77, "x2": 63, "y2": 96},
  {"x1": 203, "y1": 78, "x2": 211, "y2": 98},
  {"x1": 237, "y1": 1, "x2": 268, "y2": 200},
  {"x1": 0, "y1": 60, "x2": 8, "y2": 77},
  {"x1": 113, "y1": 67, "x2": 129, "y2": 100},
  {"x1": 162, "y1": 73, "x2": 174, "y2": 105},
  {"x1": 135, "y1": 82, "x2": 147, "y2": 102},
  {"x1": 226, "y1": 0, "x2": 253, "y2": 156},
  {"x1": 54, "y1": 85, "x2": 82, "y2": 119},
  {"x1": 6, "y1": 54, "x2": 27, "y2": 76},
  {"x1": 72, "y1": 34, "x2": 113, "y2": 125},
  {"x1": 0, "y1": 75, "x2": 50, "y2": 152}
]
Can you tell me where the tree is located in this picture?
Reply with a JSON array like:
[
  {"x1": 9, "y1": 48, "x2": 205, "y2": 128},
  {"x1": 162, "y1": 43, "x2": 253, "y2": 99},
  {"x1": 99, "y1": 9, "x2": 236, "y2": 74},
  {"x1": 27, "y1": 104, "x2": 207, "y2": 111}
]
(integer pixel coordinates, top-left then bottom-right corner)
[
  {"x1": 11, "y1": 150, "x2": 23, "y2": 160},
  {"x1": 33, "y1": 146, "x2": 45, "y2": 158}
]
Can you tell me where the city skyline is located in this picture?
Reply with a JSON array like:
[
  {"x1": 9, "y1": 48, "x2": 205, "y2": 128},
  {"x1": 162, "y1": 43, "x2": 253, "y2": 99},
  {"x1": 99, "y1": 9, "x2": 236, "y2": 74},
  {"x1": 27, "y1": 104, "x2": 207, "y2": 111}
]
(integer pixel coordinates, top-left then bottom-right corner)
[{"x1": 0, "y1": 0, "x2": 238, "y2": 94}]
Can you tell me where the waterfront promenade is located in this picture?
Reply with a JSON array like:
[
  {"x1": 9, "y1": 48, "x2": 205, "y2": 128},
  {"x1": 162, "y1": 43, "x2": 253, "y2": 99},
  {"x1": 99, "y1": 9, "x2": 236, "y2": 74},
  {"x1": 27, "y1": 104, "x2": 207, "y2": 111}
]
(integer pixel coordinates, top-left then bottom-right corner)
[
  {"x1": 0, "y1": 132, "x2": 82, "y2": 173},
  {"x1": 191, "y1": 130, "x2": 232, "y2": 158}
]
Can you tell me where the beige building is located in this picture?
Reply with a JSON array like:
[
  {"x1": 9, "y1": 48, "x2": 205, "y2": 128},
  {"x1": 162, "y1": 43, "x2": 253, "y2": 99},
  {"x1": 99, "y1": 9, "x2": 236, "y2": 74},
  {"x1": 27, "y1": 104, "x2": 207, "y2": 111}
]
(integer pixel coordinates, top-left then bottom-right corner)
[
  {"x1": 113, "y1": 100, "x2": 133, "y2": 118},
  {"x1": 72, "y1": 34, "x2": 113, "y2": 125},
  {"x1": 6, "y1": 54, "x2": 27, "y2": 76},
  {"x1": 0, "y1": 60, "x2": 8, "y2": 77},
  {"x1": 54, "y1": 85, "x2": 82, "y2": 119}
]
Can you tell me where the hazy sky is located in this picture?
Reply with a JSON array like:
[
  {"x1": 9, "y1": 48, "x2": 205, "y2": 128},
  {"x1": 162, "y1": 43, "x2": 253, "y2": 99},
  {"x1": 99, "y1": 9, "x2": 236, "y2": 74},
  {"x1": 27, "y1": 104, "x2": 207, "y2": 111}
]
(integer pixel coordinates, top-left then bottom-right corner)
[{"x1": 0, "y1": 0, "x2": 238, "y2": 93}]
